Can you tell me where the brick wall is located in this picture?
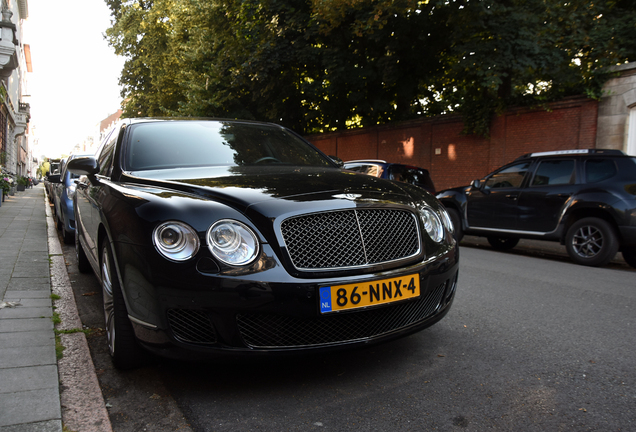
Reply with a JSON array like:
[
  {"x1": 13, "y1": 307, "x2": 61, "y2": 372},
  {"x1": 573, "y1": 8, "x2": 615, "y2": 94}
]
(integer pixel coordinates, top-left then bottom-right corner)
[{"x1": 307, "y1": 96, "x2": 599, "y2": 191}]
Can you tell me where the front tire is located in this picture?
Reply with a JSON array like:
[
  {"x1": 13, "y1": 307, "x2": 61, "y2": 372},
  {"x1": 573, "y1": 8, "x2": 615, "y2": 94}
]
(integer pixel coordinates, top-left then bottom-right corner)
[
  {"x1": 565, "y1": 217, "x2": 618, "y2": 267},
  {"x1": 75, "y1": 229, "x2": 91, "y2": 274},
  {"x1": 101, "y1": 241, "x2": 145, "y2": 369},
  {"x1": 487, "y1": 236, "x2": 519, "y2": 251},
  {"x1": 62, "y1": 217, "x2": 73, "y2": 244},
  {"x1": 446, "y1": 208, "x2": 464, "y2": 242}
]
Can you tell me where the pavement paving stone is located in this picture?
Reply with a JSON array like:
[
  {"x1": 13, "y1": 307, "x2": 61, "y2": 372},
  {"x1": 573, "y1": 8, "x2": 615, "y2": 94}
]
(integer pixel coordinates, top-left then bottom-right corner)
[
  {"x1": 0, "y1": 345, "x2": 57, "y2": 369},
  {"x1": 5, "y1": 278, "x2": 51, "y2": 291},
  {"x1": 0, "y1": 306, "x2": 52, "y2": 319},
  {"x1": 0, "y1": 419, "x2": 63, "y2": 432},
  {"x1": 2, "y1": 290, "x2": 53, "y2": 299},
  {"x1": 0, "y1": 317, "x2": 53, "y2": 333},
  {"x1": 20, "y1": 244, "x2": 49, "y2": 253},
  {"x1": 0, "y1": 330, "x2": 55, "y2": 349},
  {"x1": 0, "y1": 387, "x2": 61, "y2": 427},
  {"x1": 0, "y1": 298, "x2": 51, "y2": 307},
  {"x1": 11, "y1": 267, "x2": 50, "y2": 278},
  {"x1": 0, "y1": 365, "x2": 58, "y2": 394}
]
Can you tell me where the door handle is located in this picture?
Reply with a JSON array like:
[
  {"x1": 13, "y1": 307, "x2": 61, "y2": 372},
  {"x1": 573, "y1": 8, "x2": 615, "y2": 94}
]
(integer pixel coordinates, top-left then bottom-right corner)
[{"x1": 505, "y1": 194, "x2": 518, "y2": 200}]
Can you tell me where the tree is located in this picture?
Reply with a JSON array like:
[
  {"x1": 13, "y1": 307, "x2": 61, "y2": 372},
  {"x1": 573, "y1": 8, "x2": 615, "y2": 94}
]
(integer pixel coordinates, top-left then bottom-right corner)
[{"x1": 105, "y1": 0, "x2": 636, "y2": 136}]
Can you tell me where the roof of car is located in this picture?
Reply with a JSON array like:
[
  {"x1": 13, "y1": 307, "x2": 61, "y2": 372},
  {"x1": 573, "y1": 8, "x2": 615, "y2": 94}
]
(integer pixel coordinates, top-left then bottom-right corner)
[
  {"x1": 516, "y1": 149, "x2": 626, "y2": 160},
  {"x1": 344, "y1": 160, "x2": 387, "y2": 164}
]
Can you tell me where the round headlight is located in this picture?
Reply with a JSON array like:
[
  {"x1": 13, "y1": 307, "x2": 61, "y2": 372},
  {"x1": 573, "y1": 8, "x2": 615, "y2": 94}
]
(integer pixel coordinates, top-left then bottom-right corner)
[
  {"x1": 153, "y1": 222, "x2": 200, "y2": 261},
  {"x1": 207, "y1": 220, "x2": 259, "y2": 266},
  {"x1": 420, "y1": 208, "x2": 444, "y2": 243},
  {"x1": 438, "y1": 206, "x2": 454, "y2": 233}
]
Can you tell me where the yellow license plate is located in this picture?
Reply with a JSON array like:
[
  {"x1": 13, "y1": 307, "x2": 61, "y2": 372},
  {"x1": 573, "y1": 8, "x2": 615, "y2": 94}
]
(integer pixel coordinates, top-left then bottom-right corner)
[{"x1": 319, "y1": 274, "x2": 420, "y2": 314}]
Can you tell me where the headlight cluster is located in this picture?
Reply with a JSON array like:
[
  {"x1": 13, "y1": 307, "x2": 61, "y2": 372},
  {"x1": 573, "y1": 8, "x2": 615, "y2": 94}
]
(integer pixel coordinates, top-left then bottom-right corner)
[
  {"x1": 419, "y1": 205, "x2": 454, "y2": 243},
  {"x1": 66, "y1": 185, "x2": 77, "y2": 200},
  {"x1": 152, "y1": 219, "x2": 259, "y2": 265},
  {"x1": 207, "y1": 220, "x2": 259, "y2": 265},
  {"x1": 153, "y1": 222, "x2": 200, "y2": 262}
]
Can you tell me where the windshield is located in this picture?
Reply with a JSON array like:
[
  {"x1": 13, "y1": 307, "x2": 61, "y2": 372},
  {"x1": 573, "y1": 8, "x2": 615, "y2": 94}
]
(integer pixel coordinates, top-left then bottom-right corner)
[{"x1": 124, "y1": 121, "x2": 333, "y2": 171}]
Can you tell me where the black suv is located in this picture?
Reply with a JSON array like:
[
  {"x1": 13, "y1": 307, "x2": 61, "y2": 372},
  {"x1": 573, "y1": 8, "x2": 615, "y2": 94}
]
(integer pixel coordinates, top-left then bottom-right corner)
[
  {"x1": 344, "y1": 159, "x2": 436, "y2": 193},
  {"x1": 437, "y1": 149, "x2": 636, "y2": 268}
]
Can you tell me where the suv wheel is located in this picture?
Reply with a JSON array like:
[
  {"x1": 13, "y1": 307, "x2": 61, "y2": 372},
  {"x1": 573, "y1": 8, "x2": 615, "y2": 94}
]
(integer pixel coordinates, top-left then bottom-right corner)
[
  {"x1": 565, "y1": 217, "x2": 618, "y2": 267},
  {"x1": 622, "y1": 249, "x2": 636, "y2": 269},
  {"x1": 487, "y1": 236, "x2": 519, "y2": 251}
]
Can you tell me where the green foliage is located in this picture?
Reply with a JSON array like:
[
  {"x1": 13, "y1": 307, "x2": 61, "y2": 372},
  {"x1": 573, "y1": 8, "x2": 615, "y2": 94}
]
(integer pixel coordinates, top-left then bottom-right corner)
[{"x1": 105, "y1": 0, "x2": 636, "y2": 136}]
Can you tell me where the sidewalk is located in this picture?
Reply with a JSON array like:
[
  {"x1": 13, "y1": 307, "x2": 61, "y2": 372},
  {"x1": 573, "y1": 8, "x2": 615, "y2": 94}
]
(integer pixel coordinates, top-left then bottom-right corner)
[{"x1": 0, "y1": 185, "x2": 111, "y2": 431}]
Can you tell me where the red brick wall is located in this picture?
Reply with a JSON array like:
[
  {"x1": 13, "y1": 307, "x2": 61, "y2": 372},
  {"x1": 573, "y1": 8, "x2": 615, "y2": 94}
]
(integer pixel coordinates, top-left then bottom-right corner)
[{"x1": 307, "y1": 96, "x2": 599, "y2": 191}]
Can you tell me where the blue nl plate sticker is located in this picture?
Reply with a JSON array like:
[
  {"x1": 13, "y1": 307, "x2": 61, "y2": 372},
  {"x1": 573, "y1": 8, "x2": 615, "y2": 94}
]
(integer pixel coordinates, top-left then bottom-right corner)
[{"x1": 319, "y1": 286, "x2": 332, "y2": 313}]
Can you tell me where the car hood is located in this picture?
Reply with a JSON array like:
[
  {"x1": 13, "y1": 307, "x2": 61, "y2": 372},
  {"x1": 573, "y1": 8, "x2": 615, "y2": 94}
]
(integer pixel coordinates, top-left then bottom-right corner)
[
  {"x1": 122, "y1": 165, "x2": 425, "y2": 212},
  {"x1": 436, "y1": 184, "x2": 471, "y2": 200}
]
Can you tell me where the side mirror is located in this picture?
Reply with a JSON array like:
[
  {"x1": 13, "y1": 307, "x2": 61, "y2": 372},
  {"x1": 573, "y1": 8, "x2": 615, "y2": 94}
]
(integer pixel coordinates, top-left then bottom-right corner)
[
  {"x1": 67, "y1": 156, "x2": 100, "y2": 176},
  {"x1": 329, "y1": 155, "x2": 344, "y2": 168},
  {"x1": 47, "y1": 174, "x2": 61, "y2": 183},
  {"x1": 470, "y1": 179, "x2": 489, "y2": 194}
]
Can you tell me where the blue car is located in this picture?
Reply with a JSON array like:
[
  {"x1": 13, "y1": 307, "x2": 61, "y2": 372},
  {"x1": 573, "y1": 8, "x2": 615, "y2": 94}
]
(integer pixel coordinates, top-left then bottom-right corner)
[{"x1": 53, "y1": 153, "x2": 92, "y2": 243}]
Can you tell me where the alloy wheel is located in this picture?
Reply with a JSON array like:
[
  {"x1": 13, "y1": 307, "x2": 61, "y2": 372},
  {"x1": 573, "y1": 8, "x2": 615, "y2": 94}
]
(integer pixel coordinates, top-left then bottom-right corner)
[
  {"x1": 101, "y1": 246, "x2": 116, "y2": 357},
  {"x1": 571, "y1": 225, "x2": 604, "y2": 258}
]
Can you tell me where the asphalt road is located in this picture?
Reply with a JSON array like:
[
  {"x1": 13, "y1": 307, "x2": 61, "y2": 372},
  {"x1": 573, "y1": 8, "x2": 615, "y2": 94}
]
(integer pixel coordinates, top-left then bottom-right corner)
[{"x1": 59, "y1": 231, "x2": 635, "y2": 431}]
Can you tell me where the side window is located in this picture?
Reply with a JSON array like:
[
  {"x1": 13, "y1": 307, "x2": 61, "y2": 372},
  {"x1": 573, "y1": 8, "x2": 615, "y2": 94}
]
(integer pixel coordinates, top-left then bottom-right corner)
[
  {"x1": 484, "y1": 162, "x2": 531, "y2": 189},
  {"x1": 97, "y1": 132, "x2": 118, "y2": 177},
  {"x1": 586, "y1": 159, "x2": 617, "y2": 183},
  {"x1": 531, "y1": 159, "x2": 575, "y2": 186},
  {"x1": 351, "y1": 164, "x2": 382, "y2": 177},
  {"x1": 389, "y1": 166, "x2": 407, "y2": 182}
]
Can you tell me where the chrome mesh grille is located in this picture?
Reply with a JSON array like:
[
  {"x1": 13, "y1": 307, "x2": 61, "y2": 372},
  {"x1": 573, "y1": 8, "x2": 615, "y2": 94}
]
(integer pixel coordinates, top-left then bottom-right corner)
[
  {"x1": 236, "y1": 281, "x2": 448, "y2": 349},
  {"x1": 167, "y1": 309, "x2": 217, "y2": 345},
  {"x1": 280, "y1": 209, "x2": 420, "y2": 270}
]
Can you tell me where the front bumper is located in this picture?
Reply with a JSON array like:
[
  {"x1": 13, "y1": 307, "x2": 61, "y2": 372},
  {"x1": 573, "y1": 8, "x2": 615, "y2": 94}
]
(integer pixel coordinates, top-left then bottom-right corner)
[{"x1": 115, "y1": 242, "x2": 459, "y2": 360}]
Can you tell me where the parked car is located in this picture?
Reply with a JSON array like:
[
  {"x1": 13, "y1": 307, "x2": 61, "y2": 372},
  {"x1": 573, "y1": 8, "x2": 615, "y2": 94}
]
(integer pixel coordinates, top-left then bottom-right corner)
[
  {"x1": 44, "y1": 159, "x2": 62, "y2": 201},
  {"x1": 437, "y1": 149, "x2": 636, "y2": 268},
  {"x1": 344, "y1": 160, "x2": 436, "y2": 194},
  {"x1": 52, "y1": 154, "x2": 93, "y2": 244},
  {"x1": 67, "y1": 118, "x2": 459, "y2": 368}
]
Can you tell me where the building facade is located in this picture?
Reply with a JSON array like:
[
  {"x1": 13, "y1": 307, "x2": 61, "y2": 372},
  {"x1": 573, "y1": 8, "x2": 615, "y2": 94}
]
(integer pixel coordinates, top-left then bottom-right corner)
[
  {"x1": 0, "y1": 0, "x2": 30, "y2": 179},
  {"x1": 596, "y1": 62, "x2": 636, "y2": 156}
]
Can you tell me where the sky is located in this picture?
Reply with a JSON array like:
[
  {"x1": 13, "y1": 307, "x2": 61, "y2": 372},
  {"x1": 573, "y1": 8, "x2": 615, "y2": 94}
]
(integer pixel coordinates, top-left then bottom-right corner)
[{"x1": 24, "y1": 0, "x2": 125, "y2": 159}]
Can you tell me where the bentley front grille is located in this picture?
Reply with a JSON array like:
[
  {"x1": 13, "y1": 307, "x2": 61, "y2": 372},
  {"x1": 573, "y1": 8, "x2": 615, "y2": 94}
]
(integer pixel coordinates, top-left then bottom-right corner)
[{"x1": 280, "y1": 208, "x2": 420, "y2": 270}]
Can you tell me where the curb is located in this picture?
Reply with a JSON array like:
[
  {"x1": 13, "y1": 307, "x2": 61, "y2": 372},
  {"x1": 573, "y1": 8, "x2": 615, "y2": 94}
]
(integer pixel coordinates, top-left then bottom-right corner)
[{"x1": 45, "y1": 194, "x2": 113, "y2": 431}]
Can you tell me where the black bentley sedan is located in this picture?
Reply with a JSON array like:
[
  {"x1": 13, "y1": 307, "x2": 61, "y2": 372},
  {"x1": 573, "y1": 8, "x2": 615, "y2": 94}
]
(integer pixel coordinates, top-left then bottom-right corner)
[{"x1": 67, "y1": 118, "x2": 459, "y2": 368}]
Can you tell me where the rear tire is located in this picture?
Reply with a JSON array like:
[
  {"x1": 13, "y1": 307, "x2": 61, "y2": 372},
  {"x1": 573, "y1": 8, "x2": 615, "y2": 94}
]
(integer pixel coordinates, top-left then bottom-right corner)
[
  {"x1": 101, "y1": 241, "x2": 146, "y2": 369},
  {"x1": 487, "y1": 236, "x2": 519, "y2": 251},
  {"x1": 565, "y1": 217, "x2": 618, "y2": 267},
  {"x1": 622, "y1": 249, "x2": 636, "y2": 269},
  {"x1": 446, "y1": 208, "x2": 464, "y2": 242}
]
